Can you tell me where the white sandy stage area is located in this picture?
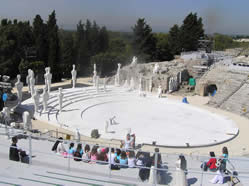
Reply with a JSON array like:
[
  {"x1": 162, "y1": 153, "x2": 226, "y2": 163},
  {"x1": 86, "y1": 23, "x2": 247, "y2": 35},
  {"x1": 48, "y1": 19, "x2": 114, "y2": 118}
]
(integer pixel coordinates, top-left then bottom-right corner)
[{"x1": 21, "y1": 86, "x2": 238, "y2": 147}]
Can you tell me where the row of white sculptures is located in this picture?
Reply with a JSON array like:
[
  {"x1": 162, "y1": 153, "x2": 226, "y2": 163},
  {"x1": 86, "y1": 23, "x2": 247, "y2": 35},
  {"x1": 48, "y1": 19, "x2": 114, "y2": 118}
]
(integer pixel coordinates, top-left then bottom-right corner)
[
  {"x1": 15, "y1": 56, "x2": 182, "y2": 114},
  {"x1": 15, "y1": 65, "x2": 77, "y2": 113}
]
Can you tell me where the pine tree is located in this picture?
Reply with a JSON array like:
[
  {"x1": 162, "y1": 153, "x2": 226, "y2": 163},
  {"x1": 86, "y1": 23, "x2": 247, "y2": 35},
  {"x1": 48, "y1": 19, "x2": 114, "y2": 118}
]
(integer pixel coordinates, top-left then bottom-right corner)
[
  {"x1": 33, "y1": 15, "x2": 48, "y2": 65},
  {"x1": 180, "y1": 12, "x2": 204, "y2": 52},
  {"x1": 98, "y1": 26, "x2": 109, "y2": 53},
  {"x1": 168, "y1": 24, "x2": 181, "y2": 55},
  {"x1": 132, "y1": 18, "x2": 156, "y2": 62}
]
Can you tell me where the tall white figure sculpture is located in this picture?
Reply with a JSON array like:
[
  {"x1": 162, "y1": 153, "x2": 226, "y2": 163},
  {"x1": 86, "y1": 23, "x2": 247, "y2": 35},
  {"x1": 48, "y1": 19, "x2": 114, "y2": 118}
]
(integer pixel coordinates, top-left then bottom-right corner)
[
  {"x1": 138, "y1": 77, "x2": 142, "y2": 94},
  {"x1": 117, "y1": 63, "x2": 121, "y2": 86},
  {"x1": 58, "y1": 88, "x2": 64, "y2": 112},
  {"x1": 130, "y1": 78, "x2": 135, "y2": 90},
  {"x1": 149, "y1": 77, "x2": 153, "y2": 92},
  {"x1": 93, "y1": 64, "x2": 97, "y2": 87},
  {"x1": 44, "y1": 67, "x2": 52, "y2": 93},
  {"x1": 103, "y1": 77, "x2": 107, "y2": 92},
  {"x1": 30, "y1": 70, "x2": 35, "y2": 96},
  {"x1": 179, "y1": 71, "x2": 182, "y2": 84},
  {"x1": 32, "y1": 89, "x2": 40, "y2": 113},
  {"x1": 105, "y1": 121, "x2": 109, "y2": 133},
  {"x1": 2, "y1": 107, "x2": 10, "y2": 123},
  {"x1": 153, "y1": 63, "x2": 160, "y2": 74},
  {"x1": 76, "y1": 128, "x2": 80, "y2": 142},
  {"x1": 15, "y1": 74, "x2": 23, "y2": 105},
  {"x1": 96, "y1": 76, "x2": 99, "y2": 93},
  {"x1": 158, "y1": 85, "x2": 162, "y2": 98},
  {"x1": 123, "y1": 79, "x2": 129, "y2": 88},
  {"x1": 22, "y1": 111, "x2": 31, "y2": 130},
  {"x1": 169, "y1": 77, "x2": 173, "y2": 93},
  {"x1": 42, "y1": 87, "x2": 49, "y2": 112},
  {"x1": 114, "y1": 75, "x2": 118, "y2": 87},
  {"x1": 44, "y1": 67, "x2": 48, "y2": 88},
  {"x1": 71, "y1": 64, "x2": 77, "y2": 88},
  {"x1": 26, "y1": 69, "x2": 31, "y2": 93},
  {"x1": 131, "y1": 56, "x2": 137, "y2": 66}
]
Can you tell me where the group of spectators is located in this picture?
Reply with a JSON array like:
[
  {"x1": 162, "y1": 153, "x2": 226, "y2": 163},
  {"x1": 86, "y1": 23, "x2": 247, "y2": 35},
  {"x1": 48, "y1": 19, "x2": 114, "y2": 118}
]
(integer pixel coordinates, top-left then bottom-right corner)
[
  {"x1": 201, "y1": 146, "x2": 239, "y2": 184},
  {"x1": 50, "y1": 135, "x2": 167, "y2": 182},
  {"x1": 9, "y1": 136, "x2": 30, "y2": 164}
]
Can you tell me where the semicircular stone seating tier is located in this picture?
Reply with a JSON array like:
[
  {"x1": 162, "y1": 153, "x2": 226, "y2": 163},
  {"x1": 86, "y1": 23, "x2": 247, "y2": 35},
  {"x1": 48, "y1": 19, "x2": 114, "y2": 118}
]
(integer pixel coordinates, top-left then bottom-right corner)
[{"x1": 41, "y1": 87, "x2": 143, "y2": 125}]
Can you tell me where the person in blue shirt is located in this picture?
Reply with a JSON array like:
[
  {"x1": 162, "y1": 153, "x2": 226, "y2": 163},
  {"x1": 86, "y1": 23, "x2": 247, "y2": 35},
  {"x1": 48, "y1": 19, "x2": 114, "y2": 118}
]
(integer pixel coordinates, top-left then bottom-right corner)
[
  {"x1": 120, "y1": 151, "x2": 128, "y2": 168},
  {"x1": 68, "y1": 143, "x2": 75, "y2": 155}
]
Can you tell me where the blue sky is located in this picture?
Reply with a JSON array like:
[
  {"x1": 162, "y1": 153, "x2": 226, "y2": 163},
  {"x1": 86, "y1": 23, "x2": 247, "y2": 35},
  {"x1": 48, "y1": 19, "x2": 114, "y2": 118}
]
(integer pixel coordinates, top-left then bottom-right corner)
[{"x1": 0, "y1": 0, "x2": 249, "y2": 34}]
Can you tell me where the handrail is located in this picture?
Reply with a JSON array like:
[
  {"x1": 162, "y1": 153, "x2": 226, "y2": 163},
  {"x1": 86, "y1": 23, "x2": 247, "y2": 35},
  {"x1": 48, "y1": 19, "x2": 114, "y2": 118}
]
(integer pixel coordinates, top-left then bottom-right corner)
[{"x1": 2, "y1": 130, "x2": 249, "y2": 185}]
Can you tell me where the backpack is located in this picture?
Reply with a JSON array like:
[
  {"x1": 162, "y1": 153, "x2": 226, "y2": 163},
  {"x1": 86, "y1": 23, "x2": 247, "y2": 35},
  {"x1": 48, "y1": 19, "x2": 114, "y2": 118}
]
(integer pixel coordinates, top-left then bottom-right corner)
[{"x1": 74, "y1": 151, "x2": 82, "y2": 161}]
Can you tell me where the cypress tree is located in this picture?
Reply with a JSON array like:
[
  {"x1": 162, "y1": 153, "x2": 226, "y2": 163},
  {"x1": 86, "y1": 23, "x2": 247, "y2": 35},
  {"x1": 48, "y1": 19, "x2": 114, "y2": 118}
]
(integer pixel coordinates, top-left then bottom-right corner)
[{"x1": 47, "y1": 10, "x2": 61, "y2": 82}]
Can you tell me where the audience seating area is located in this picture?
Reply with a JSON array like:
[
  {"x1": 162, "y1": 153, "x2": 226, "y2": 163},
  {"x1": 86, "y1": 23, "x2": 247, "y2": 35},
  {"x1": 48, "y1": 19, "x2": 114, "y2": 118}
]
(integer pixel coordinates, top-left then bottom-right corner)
[{"x1": 0, "y1": 126, "x2": 249, "y2": 186}]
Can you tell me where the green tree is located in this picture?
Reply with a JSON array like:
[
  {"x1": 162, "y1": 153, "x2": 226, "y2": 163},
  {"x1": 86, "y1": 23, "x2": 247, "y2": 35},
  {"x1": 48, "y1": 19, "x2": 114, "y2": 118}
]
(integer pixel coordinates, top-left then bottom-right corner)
[
  {"x1": 47, "y1": 10, "x2": 61, "y2": 82},
  {"x1": 33, "y1": 15, "x2": 49, "y2": 66},
  {"x1": 98, "y1": 26, "x2": 109, "y2": 53},
  {"x1": 91, "y1": 52, "x2": 127, "y2": 76},
  {"x1": 180, "y1": 12, "x2": 204, "y2": 52},
  {"x1": 154, "y1": 33, "x2": 173, "y2": 61},
  {"x1": 213, "y1": 34, "x2": 235, "y2": 51},
  {"x1": 109, "y1": 39, "x2": 126, "y2": 53},
  {"x1": 60, "y1": 30, "x2": 75, "y2": 78},
  {"x1": 168, "y1": 24, "x2": 181, "y2": 55},
  {"x1": 132, "y1": 18, "x2": 156, "y2": 62}
]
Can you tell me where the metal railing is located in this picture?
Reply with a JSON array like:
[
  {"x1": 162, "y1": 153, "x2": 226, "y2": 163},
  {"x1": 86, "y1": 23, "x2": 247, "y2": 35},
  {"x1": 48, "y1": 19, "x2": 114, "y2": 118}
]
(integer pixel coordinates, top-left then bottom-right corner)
[{"x1": 1, "y1": 128, "x2": 249, "y2": 185}]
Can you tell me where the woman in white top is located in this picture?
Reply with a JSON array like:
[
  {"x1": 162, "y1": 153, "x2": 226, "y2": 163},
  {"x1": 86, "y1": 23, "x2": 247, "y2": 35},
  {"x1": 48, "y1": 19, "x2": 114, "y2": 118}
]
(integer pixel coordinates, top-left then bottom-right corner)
[
  {"x1": 51, "y1": 137, "x2": 66, "y2": 155},
  {"x1": 128, "y1": 151, "x2": 136, "y2": 168}
]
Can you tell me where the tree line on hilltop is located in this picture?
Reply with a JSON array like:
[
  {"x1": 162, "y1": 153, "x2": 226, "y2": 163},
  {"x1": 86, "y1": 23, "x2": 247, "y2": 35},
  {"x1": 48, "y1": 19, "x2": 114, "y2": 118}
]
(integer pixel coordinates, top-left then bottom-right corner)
[{"x1": 0, "y1": 10, "x2": 244, "y2": 82}]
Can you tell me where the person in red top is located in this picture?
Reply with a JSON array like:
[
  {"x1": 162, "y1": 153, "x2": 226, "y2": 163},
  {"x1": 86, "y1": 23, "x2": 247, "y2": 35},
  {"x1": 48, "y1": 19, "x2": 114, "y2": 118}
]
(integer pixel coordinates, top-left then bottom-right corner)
[{"x1": 206, "y1": 151, "x2": 217, "y2": 171}]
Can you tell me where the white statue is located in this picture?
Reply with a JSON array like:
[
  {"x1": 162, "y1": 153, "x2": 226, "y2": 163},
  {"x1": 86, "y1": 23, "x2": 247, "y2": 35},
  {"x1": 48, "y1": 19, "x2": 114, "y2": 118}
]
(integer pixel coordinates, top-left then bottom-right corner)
[
  {"x1": 2, "y1": 107, "x2": 10, "y2": 123},
  {"x1": 131, "y1": 56, "x2": 137, "y2": 66},
  {"x1": 44, "y1": 67, "x2": 52, "y2": 93},
  {"x1": 93, "y1": 64, "x2": 97, "y2": 87},
  {"x1": 130, "y1": 78, "x2": 135, "y2": 90},
  {"x1": 153, "y1": 63, "x2": 160, "y2": 74},
  {"x1": 149, "y1": 77, "x2": 153, "y2": 92},
  {"x1": 32, "y1": 89, "x2": 40, "y2": 113},
  {"x1": 41, "y1": 87, "x2": 49, "y2": 112},
  {"x1": 138, "y1": 76, "x2": 142, "y2": 95},
  {"x1": 115, "y1": 63, "x2": 121, "y2": 86},
  {"x1": 26, "y1": 69, "x2": 32, "y2": 93},
  {"x1": 169, "y1": 77, "x2": 173, "y2": 93},
  {"x1": 179, "y1": 71, "x2": 182, "y2": 84},
  {"x1": 123, "y1": 80, "x2": 129, "y2": 88},
  {"x1": 44, "y1": 67, "x2": 48, "y2": 87},
  {"x1": 103, "y1": 77, "x2": 107, "y2": 92},
  {"x1": 109, "y1": 116, "x2": 118, "y2": 125},
  {"x1": 96, "y1": 76, "x2": 99, "y2": 93},
  {"x1": 173, "y1": 77, "x2": 178, "y2": 90},
  {"x1": 58, "y1": 88, "x2": 63, "y2": 112},
  {"x1": 114, "y1": 75, "x2": 118, "y2": 87},
  {"x1": 30, "y1": 70, "x2": 35, "y2": 96},
  {"x1": 158, "y1": 85, "x2": 162, "y2": 98},
  {"x1": 71, "y1": 64, "x2": 77, "y2": 88},
  {"x1": 22, "y1": 111, "x2": 31, "y2": 130},
  {"x1": 105, "y1": 121, "x2": 109, "y2": 133},
  {"x1": 15, "y1": 74, "x2": 23, "y2": 105},
  {"x1": 76, "y1": 128, "x2": 80, "y2": 142}
]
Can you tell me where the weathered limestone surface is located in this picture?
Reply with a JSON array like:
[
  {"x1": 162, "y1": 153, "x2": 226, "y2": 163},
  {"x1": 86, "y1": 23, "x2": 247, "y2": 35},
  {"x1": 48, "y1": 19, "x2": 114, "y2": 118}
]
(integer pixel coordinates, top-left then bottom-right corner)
[
  {"x1": 108, "y1": 61, "x2": 189, "y2": 93},
  {"x1": 196, "y1": 64, "x2": 249, "y2": 118}
]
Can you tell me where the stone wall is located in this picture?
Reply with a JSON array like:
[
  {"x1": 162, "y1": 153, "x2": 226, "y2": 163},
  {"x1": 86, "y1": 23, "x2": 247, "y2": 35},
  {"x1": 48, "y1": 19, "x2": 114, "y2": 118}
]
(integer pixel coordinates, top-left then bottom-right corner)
[
  {"x1": 108, "y1": 61, "x2": 189, "y2": 93},
  {"x1": 195, "y1": 64, "x2": 249, "y2": 118}
]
